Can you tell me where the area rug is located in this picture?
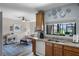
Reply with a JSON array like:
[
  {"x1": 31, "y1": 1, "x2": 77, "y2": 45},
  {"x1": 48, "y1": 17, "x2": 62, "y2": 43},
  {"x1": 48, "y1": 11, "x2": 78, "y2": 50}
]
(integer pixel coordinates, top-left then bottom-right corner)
[{"x1": 3, "y1": 43, "x2": 32, "y2": 56}]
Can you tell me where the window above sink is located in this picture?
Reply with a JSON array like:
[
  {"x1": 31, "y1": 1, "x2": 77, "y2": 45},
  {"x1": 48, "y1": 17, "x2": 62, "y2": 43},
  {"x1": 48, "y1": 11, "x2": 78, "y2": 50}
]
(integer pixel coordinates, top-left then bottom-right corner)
[{"x1": 46, "y1": 22, "x2": 76, "y2": 36}]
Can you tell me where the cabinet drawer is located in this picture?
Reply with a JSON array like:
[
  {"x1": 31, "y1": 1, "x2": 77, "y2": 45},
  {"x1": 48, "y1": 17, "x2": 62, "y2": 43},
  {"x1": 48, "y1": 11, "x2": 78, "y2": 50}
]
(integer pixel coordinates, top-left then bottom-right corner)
[
  {"x1": 54, "y1": 44, "x2": 63, "y2": 48},
  {"x1": 64, "y1": 46, "x2": 79, "y2": 53}
]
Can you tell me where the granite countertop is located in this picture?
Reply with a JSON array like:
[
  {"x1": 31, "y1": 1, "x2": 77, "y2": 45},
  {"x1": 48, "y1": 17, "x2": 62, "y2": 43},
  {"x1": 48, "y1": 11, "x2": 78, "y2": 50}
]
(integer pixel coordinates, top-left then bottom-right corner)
[
  {"x1": 31, "y1": 36, "x2": 79, "y2": 48},
  {"x1": 47, "y1": 41, "x2": 79, "y2": 48}
]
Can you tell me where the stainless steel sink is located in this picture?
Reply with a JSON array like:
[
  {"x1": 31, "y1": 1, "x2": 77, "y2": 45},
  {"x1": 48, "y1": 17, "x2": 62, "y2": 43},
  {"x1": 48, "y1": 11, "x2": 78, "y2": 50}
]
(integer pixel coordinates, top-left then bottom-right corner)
[{"x1": 48, "y1": 39, "x2": 65, "y2": 43}]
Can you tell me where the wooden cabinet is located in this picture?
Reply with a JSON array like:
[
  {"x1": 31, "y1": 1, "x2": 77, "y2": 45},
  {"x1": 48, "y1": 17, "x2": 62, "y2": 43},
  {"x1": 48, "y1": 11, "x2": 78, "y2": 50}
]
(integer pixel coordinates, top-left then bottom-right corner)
[
  {"x1": 45, "y1": 42, "x2": 54, "y2": 56},
  {"x1": 36, "y1": 11, "x2": 44, "y2": 31},
  {"x1": 32, "y1": 39, "x2": 36, "y2": 55},
  {"x1": 54, "y1": 44, "x2": 63, "y2": 56},
  {"x1": 32, "y1": 39, "x2": 79, "y2": 56},
  {"x1": 63, "y1": 45, "x2": 79, "y2": 56},
  {"x1": 45, "y1": 43, "x2": 63, "y2": 56},
  {"x1": 45, "y1": 42, "x2": 79, "y2": 56}
]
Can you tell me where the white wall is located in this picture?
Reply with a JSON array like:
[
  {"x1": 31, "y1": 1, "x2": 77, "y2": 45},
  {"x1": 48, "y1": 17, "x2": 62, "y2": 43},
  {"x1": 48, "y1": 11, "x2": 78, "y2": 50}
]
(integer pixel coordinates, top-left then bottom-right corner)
[
  {"x1": 3, "y1": 18, "x2": 36, "y2": 42},
  {"x1": 30, "y1": 22, "x2": 36, "y2": 34},
  {"x1": 45, "y1": 3, "x2": 79, "y2": 34},
  {"x1": 1, "y1": 7, "x2": 36, "y2": 42},
  {"x1": 45, "y1": 4, "x2": 79, "y2": 22},
  {"x1": 24, "y1": 21, "x2": 35, "y2": 35}
]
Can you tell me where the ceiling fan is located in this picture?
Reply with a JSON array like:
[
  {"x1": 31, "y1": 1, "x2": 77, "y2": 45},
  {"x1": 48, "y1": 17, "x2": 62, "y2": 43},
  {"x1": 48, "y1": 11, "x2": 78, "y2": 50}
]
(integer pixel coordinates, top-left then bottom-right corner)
[{"x1": 17, "y1": 16, "x2": 30, "y2": 22}]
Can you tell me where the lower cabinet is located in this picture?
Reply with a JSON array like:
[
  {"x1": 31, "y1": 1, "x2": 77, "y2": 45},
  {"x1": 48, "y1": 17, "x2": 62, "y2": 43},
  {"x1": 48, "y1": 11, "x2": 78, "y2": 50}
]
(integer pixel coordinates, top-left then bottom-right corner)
[
  {"x1": 45, "y1": 42, "x2": 54, "y2": 56},
  {"x1": 32, "y1": 40, "x2": 79, "y2": 56},
  {"x1": 45, "y1": 42, "x2": 63, "y2": 56},
  {"x1": 45, "y1": 42, "x2": 79, "y2": 56},
  {"x1": 63, "y1": 45, "x2": 79, "y2": 56},
  {"x1": 54, "y1": 44, "x2": 63, "y2": 56}
]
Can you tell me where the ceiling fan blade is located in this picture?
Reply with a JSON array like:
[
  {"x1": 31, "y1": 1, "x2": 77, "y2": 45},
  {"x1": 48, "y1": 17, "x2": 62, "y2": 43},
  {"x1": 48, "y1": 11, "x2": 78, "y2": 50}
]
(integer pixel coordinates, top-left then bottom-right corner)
[
  {"x1": 16, "y1": 16, "x2": 30, "y2": 21},
  {"x1": 23, "y1": 17, "x2": 30, "y2": 21}
]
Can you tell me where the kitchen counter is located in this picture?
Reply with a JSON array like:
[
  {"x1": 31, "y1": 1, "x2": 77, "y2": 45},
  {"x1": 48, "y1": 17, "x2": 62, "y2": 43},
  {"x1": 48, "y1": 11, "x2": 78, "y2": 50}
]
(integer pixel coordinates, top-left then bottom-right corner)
[
  {"x1": 31, "y1": 36, "x2": 79, "y2": 48},
  {"x1": 47, "y1": 40, "x2": 79, "y2": 48}
]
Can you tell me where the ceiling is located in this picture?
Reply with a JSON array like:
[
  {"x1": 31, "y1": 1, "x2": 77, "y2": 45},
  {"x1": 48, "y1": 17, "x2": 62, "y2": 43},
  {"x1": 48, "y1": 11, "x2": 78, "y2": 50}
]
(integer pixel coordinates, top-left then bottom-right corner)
[
  {"x1": 20, "y1": 3, "x2": 49, "y2": 8},
  {"x1": 0, "y1": 3, "x2": 71, "y2": 22},
  {"x1": 0, "y1": 3, "x2": 70, "y2": 12}
]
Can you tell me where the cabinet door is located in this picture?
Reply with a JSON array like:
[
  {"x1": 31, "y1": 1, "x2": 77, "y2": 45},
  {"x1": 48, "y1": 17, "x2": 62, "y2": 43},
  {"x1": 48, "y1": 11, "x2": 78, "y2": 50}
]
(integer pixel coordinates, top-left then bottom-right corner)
[
  {"x1": 32, "y1": 39, "x2": 36, "y2": 54},
  {"x1": 64, "y1": 46, "x2": 79, "y2": 56},
  {"x1": 64, "y1": 46, "x2": 79, "y2": 53},
  {"x1": 64, "y1": 50, "x2": 79, "y2": 56},
  {"x1": 54, "y1": 48, "x2": 63, "y2": 56},
  {"x1": 45, "y1": 42, "x2": 54, "y2": 56},
  {"x1": 36, "y1": 13, "x2": 41, "y2": 30},
  {"x1": 36, "y1": 11, "x2": 44, "y2": 31},
  {"x1": 54, "y1": 44, "x2": 63, "y2": 56}
]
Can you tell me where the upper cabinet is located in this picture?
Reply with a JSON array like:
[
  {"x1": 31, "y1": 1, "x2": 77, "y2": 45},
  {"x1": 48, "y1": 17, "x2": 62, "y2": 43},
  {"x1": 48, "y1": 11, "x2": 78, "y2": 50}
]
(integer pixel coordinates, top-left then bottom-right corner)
[{"x1": 36, "y1": 11, "x2": 44, "y2": 31}]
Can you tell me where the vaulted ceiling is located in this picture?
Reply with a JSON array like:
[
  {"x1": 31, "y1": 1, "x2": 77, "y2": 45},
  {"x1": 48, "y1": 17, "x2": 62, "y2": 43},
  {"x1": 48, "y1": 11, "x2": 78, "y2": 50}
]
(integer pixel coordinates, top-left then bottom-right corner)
[{"x1": 0, "y1": 3, "x2": 70, "y2": 12}]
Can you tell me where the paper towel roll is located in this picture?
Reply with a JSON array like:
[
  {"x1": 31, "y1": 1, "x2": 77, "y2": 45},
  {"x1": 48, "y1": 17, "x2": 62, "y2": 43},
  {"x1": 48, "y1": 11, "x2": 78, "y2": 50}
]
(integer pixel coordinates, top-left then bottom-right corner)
[
  {"x1": 73, "y1": 35, "x2": 76, "y2": 42},
  {"x1": 73, "y1": 35, "x2": 79, "y2": 42}
]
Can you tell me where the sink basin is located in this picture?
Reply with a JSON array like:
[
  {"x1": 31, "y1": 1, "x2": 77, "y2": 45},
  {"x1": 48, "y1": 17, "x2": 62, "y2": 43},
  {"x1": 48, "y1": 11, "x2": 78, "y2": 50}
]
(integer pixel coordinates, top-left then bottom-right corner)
[{"x1": 48, "y1": 39, "x2": 65, "y2": 43}]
